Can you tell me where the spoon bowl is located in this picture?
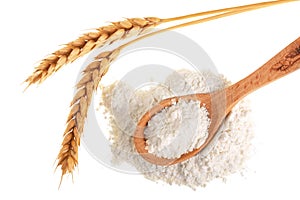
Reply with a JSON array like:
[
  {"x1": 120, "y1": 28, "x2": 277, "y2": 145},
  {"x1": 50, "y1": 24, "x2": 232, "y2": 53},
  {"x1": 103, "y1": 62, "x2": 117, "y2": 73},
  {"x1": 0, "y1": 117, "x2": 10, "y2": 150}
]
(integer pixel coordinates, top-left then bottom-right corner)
[{"x1": 134, "y1": 37, "x2": 300, "y2": 165}]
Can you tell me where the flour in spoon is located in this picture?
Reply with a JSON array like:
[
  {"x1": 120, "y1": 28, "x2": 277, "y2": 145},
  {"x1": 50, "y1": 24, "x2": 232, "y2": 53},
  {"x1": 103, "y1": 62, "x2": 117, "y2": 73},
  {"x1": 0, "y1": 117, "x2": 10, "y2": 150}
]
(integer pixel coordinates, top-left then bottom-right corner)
[
  {"x1": 100, "y1": 69, "x2": 253, "y2": 189},
  {"x1": 145, "y1": 99, "x2": 210, "y2": 159}
]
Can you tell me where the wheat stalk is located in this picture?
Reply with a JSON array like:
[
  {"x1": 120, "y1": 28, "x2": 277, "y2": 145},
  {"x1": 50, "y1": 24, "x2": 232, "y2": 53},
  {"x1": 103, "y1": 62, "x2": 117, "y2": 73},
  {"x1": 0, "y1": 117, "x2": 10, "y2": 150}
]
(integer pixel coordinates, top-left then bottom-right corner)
[
  {"x1": 24, "y1": 1, "x2": 292, "y2": 88},
  {"x1": 56, "y1": 48, "x2": 120, "y2": 186},
  {"x1": 54, "y1": 0, "x2": 295, "y2": 186}
]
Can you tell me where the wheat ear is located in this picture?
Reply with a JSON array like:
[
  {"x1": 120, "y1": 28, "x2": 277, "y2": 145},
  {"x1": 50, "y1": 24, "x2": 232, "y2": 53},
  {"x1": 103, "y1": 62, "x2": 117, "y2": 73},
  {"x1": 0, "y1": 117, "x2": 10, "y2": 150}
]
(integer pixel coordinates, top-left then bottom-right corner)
[
  {"x1": 56, "y1": 48, "x2": 120, "y2": 186},
  {"x1": 24, "y1": 1, "x2": 292, "y2": 88},
  {"x1": 25, "y1": 17, "x2": 161, "y2": 87}
]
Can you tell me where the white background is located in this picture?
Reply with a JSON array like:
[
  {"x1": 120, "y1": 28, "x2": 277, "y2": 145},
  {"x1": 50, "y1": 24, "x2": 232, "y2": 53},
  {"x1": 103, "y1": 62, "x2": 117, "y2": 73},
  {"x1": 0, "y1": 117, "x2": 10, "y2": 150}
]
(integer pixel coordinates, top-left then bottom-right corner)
[{"x1": 1, "y1": 0, "x2": 300, "y2": 199}]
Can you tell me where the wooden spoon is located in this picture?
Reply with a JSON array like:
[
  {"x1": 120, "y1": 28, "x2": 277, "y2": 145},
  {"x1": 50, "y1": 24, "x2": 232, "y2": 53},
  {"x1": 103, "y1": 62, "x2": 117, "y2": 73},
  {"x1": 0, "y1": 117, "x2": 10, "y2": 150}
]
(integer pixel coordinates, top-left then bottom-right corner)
[{"x1": 133, "y1": 37, "x2": 300, "y2": 166}]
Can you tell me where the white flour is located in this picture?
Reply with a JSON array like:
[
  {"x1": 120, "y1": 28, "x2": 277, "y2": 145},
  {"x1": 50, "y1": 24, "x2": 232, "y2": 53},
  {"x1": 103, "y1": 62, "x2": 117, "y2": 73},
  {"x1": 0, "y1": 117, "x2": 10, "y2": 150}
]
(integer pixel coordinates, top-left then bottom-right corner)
[
  {"x1": 145, "y1": 99, "x2": 210, "y2": 159},
  {"x1": 100, "y1": 69, "x2": 253, "y2": 189}
]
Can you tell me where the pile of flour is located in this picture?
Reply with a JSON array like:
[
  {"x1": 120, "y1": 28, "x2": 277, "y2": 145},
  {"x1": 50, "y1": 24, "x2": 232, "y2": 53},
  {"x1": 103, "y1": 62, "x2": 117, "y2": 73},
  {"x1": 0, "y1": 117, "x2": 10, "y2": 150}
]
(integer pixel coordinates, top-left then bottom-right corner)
[{"x1": 100, "y1": 69, "x2": 253, "y2": 188}]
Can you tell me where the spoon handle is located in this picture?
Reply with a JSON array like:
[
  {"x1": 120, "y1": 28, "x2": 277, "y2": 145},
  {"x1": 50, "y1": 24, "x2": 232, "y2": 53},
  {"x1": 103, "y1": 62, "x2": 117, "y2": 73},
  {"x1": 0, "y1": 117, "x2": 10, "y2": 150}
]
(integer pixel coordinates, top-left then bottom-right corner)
[{"x1": 226, "y1": 37, "x2": 300, "y2": 111}]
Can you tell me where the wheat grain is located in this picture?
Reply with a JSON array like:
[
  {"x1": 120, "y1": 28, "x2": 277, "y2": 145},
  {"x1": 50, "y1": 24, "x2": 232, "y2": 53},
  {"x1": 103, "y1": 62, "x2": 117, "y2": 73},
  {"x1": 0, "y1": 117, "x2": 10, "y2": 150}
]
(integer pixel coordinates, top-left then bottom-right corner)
[
  {"x1": 56, "y1": 48, "x2": 120, "y2": 186},
  {"x1": 25, "y1": 17, "x2": 161, "y2": 87}
]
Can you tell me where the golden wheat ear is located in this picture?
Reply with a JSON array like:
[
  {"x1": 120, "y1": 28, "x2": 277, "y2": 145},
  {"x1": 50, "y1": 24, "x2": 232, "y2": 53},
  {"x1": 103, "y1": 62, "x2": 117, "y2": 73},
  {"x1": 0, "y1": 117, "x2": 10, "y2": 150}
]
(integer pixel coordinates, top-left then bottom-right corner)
[
  {"x1": 56, "y1": 48, "x2": 120, "y2": 188},
  {"x1": 24, "y1": 17, "x2": 161, "y2": 88},
  {"x1": 24, "y1": 0, "x2": 294, "y2": 89}
]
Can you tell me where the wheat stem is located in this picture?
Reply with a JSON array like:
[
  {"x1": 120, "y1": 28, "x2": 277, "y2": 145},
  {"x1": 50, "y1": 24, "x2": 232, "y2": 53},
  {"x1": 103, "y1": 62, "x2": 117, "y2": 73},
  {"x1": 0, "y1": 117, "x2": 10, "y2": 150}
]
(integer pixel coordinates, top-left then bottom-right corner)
[
  {"x1": 161, "y1": 0, "x2": 296, "y2": 22},
  {"x1": 121, "y1": 0, "x2": 295, "y2": 50}
]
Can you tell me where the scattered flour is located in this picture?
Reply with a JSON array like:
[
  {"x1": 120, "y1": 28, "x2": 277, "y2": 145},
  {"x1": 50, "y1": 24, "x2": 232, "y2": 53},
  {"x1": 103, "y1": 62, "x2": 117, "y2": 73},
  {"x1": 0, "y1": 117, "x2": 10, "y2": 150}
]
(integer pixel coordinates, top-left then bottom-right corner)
[{"x1": 100, "y1": 69, "x2": 253, "y2": 189}]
